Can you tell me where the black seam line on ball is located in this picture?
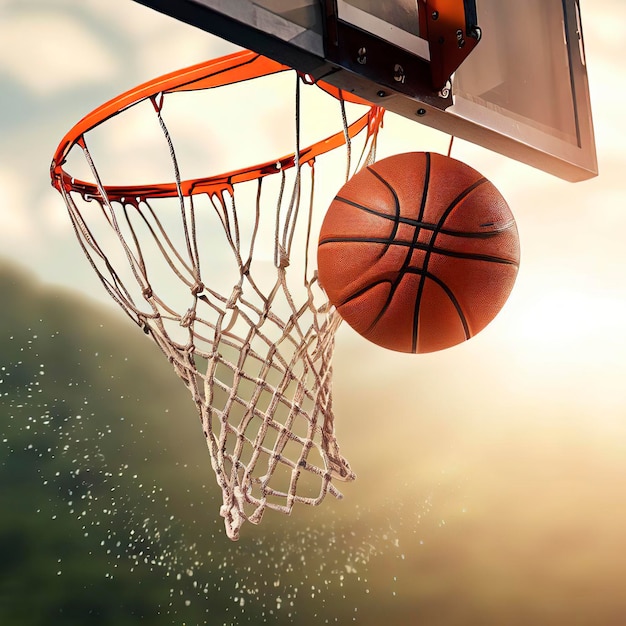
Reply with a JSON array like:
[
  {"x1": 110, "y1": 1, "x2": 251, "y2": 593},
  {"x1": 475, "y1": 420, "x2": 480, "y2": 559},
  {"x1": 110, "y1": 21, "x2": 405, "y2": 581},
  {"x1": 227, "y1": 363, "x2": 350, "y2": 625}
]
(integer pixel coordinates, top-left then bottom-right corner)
[
  {"x1": 319, "y1": 237, "x2": 519, "y2": 267},
  {"x1": 413, "y1": 176, "x2": 489, "y2": 350},
  {"x1": 337, "y1": 278, "x2": 393, "y2": 308},
  {"x1": 406, "y1": 267, "x2": 470, "y2": 341},
  {"x1": 356, "y1": 152, "x2": 430, "y2": 344},
  {"x1": 407, "y1": 152, "x2": 431, "y2": 352},
  {"x1": 338, "y1": 267, "x2": 464, "y2": 309},
  {"x1": 365, "y1": 166, "x2": 401, "y2": 259},
  {"x1": 357, "y1": 154, "x2": 433, "y2": 345},
  {"x1": 331, "y1": 198, "x2": 515, "y2": 238}
]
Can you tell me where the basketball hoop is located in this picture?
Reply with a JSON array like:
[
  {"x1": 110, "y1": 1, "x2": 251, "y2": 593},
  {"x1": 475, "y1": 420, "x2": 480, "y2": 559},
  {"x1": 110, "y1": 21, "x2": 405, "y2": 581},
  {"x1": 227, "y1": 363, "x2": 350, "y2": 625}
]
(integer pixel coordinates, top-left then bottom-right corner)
[{"x1": 51, "y1": 51, "x2": 384, "y2": 540}]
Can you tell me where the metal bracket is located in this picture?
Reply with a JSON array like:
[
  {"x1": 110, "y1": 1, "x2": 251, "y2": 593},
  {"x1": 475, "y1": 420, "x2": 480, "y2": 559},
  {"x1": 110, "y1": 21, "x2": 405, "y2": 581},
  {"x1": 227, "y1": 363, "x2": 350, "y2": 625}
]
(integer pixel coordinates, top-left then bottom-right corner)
[
  {"x1": 424, "y1": 0, "x2": 481, "y2": 91},
  {"x1": 321, "y1": 0, "x2": 481, "y2": 99}
]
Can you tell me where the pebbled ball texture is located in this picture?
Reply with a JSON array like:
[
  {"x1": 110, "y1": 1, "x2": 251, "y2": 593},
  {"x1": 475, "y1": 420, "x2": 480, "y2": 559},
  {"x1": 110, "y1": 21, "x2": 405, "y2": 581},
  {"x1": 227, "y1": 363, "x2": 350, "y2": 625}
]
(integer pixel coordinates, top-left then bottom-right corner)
[{"x1": 317, "y1": 152, "x2": 520, "y2": 353}]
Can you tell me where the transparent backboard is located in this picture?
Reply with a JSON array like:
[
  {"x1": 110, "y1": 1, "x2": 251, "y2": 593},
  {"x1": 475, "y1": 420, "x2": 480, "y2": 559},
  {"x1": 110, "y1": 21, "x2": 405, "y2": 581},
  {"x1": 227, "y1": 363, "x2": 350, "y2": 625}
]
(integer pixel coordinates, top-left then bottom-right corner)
[{"x1": 132, "y1": 0, "x2": 597, "y2": 182}]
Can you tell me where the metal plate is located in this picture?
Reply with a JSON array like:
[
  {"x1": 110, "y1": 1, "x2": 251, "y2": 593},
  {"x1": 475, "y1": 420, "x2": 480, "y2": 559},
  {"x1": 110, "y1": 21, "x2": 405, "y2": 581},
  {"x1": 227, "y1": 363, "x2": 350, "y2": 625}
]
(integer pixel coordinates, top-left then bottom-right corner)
[{"x1": 132, "y1": 0, "x2": 597, "y2": 181}]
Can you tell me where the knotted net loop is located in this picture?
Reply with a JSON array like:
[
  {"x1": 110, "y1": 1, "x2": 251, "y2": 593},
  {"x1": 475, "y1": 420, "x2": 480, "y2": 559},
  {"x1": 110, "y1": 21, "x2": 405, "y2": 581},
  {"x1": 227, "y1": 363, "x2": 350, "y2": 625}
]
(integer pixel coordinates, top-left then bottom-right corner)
[{"x1": 51, "y1": 50, "x2": 384, "y2": 540}]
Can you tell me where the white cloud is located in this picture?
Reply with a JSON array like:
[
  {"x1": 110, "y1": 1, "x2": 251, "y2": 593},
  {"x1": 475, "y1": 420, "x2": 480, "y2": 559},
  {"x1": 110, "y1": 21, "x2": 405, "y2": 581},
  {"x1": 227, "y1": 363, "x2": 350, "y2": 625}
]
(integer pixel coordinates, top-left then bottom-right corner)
[
  {"x1": 0, "y1": 11, "x2": 118, "y2": 96},
  {"x1": 79, "y1": 0, "x2": 239, "y2": 77},
  {"x1": 0, "y1": 168, "x2": 33, "y2": 241}
]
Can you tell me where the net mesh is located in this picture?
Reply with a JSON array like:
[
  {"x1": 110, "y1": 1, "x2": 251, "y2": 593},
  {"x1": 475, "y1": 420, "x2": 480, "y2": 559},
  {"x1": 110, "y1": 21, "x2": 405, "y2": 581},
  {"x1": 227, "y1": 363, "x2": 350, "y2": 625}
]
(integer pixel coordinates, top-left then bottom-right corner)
[{"x1": 51, "y1": 52, "x2": 384, "y2": 540}]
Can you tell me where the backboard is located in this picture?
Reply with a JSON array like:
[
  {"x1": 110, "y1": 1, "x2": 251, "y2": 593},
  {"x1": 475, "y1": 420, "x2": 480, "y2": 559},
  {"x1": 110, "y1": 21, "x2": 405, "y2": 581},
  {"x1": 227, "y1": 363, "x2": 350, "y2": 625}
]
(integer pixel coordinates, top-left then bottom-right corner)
[{"x1": 132, "y1": 0, "x2": 597, "y2": 182}]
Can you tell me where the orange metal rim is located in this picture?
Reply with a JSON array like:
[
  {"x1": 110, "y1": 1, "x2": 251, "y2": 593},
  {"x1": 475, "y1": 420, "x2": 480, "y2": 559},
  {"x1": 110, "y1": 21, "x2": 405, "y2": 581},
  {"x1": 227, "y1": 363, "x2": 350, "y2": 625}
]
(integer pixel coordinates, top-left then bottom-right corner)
[{"x1": 50, "y1": 50, "x2": 385, "y2": 202}]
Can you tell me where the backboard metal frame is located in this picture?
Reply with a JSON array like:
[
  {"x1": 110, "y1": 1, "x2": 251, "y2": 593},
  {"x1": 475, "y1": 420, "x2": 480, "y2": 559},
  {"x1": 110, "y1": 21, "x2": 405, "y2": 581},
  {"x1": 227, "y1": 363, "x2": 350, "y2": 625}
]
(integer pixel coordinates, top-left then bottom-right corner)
[
  {"x1": 131, "y1": 0, "x2": 597, "y2": 182},
  {"x1": 323, "y1": 0, "x2": 481, "y2": 93}
]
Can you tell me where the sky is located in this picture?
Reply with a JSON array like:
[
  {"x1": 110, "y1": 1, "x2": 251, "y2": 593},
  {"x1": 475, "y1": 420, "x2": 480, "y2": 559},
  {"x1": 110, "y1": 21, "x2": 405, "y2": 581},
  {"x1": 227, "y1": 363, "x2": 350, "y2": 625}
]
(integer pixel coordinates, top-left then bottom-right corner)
[
  {"x1": 2, "y1": 0, "x2": 623, "y2": 414},
  {"x1": 2, "y1": 0, "x2": 626, "y2": 620}
]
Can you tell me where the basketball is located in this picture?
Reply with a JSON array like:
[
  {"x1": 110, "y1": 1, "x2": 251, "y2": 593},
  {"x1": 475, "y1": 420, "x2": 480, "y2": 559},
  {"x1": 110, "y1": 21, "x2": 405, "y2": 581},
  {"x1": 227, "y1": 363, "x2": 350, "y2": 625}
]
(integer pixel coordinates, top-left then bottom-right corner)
[{"x1": 317, "y1": 152, "x2": 520, "y2": 353}]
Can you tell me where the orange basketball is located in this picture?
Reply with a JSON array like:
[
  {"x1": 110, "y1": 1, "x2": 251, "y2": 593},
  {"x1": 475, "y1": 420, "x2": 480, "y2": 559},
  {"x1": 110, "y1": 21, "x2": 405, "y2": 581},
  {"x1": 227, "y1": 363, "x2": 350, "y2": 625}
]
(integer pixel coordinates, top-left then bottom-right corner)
[{"x1": 317, "y1": 152, "x2": 520, "y2": 353}]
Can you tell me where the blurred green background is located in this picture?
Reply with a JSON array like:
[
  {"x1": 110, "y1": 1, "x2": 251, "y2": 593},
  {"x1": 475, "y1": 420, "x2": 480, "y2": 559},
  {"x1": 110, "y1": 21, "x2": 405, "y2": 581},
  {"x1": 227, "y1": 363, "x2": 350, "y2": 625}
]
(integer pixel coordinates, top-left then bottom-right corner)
[{"x1": 2, "y1": 0, "x2": 626, "y2": 624}]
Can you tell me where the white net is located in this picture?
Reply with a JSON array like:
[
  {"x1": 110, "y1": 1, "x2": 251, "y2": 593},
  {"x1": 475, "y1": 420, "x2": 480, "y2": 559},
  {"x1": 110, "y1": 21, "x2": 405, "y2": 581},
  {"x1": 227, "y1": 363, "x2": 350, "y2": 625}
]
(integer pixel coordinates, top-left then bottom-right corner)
[{"x1": 52, "y1": 52, "x2": 384, "y2": 539}]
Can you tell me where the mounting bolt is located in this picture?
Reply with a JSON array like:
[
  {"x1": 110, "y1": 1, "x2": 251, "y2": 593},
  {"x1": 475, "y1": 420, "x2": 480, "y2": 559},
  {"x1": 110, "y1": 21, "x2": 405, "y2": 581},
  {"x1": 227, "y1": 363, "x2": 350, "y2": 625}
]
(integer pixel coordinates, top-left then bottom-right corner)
[
  {"x1": 469, "y1": 26, "x2": 482, "y2": 41},
  {"x1": 456, "y1": 29, "x2": 465, "y2": 48},
  {"x1": 357, "y1": 47, "x2": 367, "y2": 64},
  {"x1": 438, "y1": 79, "x2": 452, "y2": 99},
  {"x1": 417, "y1": 108, "x2": 427, "y2": 116},
  {"x1": 393, "y1": 64, "x2": 406, "y2": 84},
  {"x1": 431, "y1": 11, "x2": 439, "y2": 20}
]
